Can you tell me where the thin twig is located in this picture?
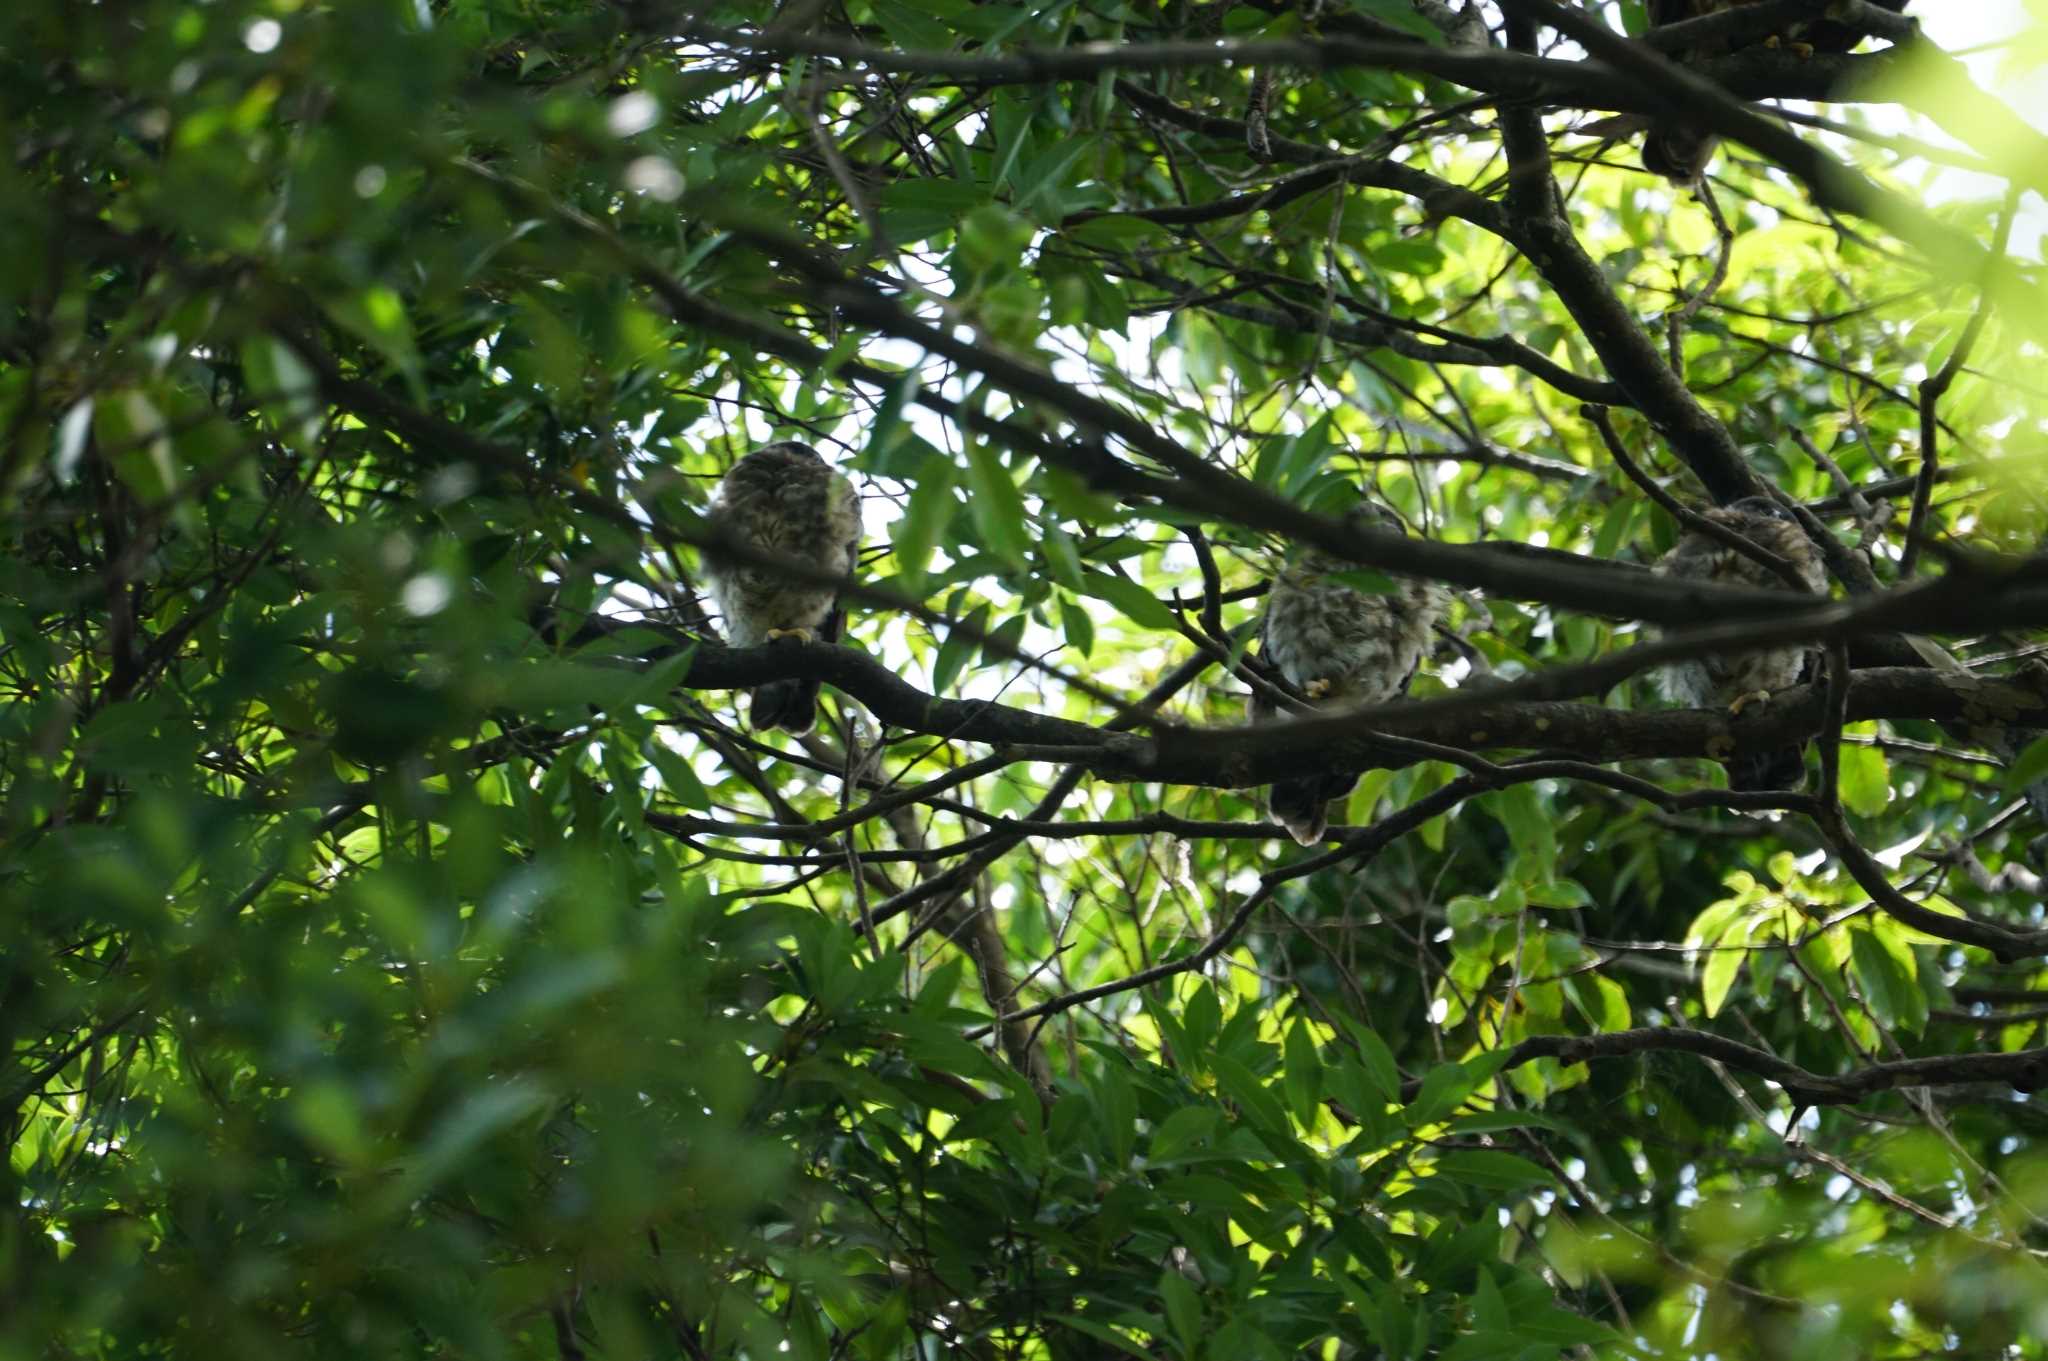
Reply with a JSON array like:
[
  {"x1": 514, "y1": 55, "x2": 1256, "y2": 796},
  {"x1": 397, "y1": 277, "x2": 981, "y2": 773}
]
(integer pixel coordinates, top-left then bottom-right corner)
[
  {"x1": 1903, "y1": 188, "x2": 2018, "y2": 578},
  {"x1": 1581, "y1": 404, "x2": 1804, "y2": 587}
]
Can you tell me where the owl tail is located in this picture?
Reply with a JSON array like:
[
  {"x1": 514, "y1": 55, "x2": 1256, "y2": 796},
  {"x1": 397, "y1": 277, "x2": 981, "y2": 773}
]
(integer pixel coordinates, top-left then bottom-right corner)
[
  {"x1": 1268, "y1": 771, "x2": 1361, "y2": 846},
  {"x1": 1728, "y1": 743, "x2": 1806, "y2": 793},
  {"x1": 751, "y1": 678, "x2": 821, "y2": 735},
  {"x1": 1643, "y1": 124, "x2": 1717, "y2": 182}
]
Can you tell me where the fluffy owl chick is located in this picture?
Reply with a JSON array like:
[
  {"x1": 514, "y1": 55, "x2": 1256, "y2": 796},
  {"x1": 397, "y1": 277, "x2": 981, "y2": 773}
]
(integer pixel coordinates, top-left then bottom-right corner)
[
  {"x1": 1252, "y1": 503, "x2": 1448, "y2": 845},
  {"x1": 700, "y1": 441, "x2": 860, "y2": 735},
  {"x1": 1653, "y1": 497, "x2": 1826, "y2": 790},
  {"x1": 1642, "y1": 0, "x2": 1908, "y2": 182}
]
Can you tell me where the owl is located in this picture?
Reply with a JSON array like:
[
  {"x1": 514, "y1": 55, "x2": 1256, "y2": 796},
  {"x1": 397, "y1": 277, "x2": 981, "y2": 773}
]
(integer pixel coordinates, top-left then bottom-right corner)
[
  {"x1": 1653, "y1": 497, "x2": 1827, "y2": 789},
  {"x1": 1251, "y1": 500, "x2": 1449, "y2": 845},
  {"x1": 1642, "y1": 0, "x2": 1910, "y2": 181},
  {"x1": 699, "y1": 441, "x2": 860, "y2": 735}
]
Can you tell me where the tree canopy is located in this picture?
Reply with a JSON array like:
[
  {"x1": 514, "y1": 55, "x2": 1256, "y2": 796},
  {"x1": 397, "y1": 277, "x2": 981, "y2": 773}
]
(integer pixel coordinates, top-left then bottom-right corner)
[{"x1": 8, "y1": 0, "x2": 2048, "y2": 1356}]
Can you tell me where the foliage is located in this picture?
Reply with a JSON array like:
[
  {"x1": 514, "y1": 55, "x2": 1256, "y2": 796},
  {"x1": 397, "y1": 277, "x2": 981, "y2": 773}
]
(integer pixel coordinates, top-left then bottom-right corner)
[{"x1": 5, "y1": 0, "x2": 2048, "y2": 1357}]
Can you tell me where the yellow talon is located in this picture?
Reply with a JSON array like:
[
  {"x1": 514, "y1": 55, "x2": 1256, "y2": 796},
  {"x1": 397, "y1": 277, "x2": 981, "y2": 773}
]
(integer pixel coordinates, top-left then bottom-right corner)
[
  {"x1": 1303, "y1": 678, "x2": 1332, "y2": 699},
  {"x1": 765, "y1": 627, "x2": 815, "y2": 644},
  {"x1": 1727, "y1": 690, "x2": 1773, "y2": 718}
]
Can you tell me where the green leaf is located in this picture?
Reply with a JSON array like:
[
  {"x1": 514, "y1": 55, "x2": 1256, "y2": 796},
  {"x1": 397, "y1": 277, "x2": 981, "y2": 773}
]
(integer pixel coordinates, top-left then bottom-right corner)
[
  {"x1": 892, "y1": 452, "x2": 960, "y2": 592},
  {"x1": 869, "y1": 0, "x2": 958, "y2": 47},
  {"x1": 1472, "y1": 1265, "x2": 1509, "y2": 1331},
  {"x1": 1701, "y1": 917, "x2": 1751, "y2": 1018},
  {"x1": 291, "y1": 1079, "x2": 374, "y2": 1167},
  {"x1": 1212, "y1": 1054, "x2": 1294, "y2": 1141},
  {"x1": 1489, "y1": 784, "x2": 1557, "y2": 882},
  {"x1": 932, "y1": 603, "x2": 991, "y2": 698},
  {"x1": 1156, "y1": 1267, "x2": 1202, "y2": 1357},
  {"x1": 326, "y1": 284, "x2": 424, "y2": 394},
  {"x1": 1405, "y1": 1059, "x2": 1485, "y2": 1128},
  {"x1": 986, "y1": 91, "x2": 1038, "y2": 187},
  {"x1": 1253, "y1": 413, "x2": 1334, "y2": 495},
  {"x1": 878, "y1": 178, "x2": 987, "y2": 244},
  {"x1": 1090, "y1": 1062, "x2": 1138, "y2": 1169},
  {"x1": 1592, "y1": 496, "x2": 1638, "y2": 560},
  {"x1": 644, "y1": 738, "x2": 711, "y2": 811},
  {"x1": 1080, "y1": 570, "x2": 1176, "y2": 630},
  {"x1": 2007, "y1": 735, "x2": 2048, "y2": 791},
  {"x1": 1337, "y1": 1018, "x2": 1403, "y2": 1105},
  {"x1": 1060, "y1": 212, "x2": 1171, "y2": 249},
  {"x1": 1040, "y1": 524, "x2": 1084, "y2": 589},
  {"x1": 95, "y1": 389, "x2": 177, "y2": 503},
  {"x1": 601, "y1": 736, "x2": 646, "y2": 836},
  {"x1": 1434, "y1": 1150, "x2": 1552, "y2": 1193},
  {"x1": 1584, "y1": 974, "x2": 1632, "y2": 1032},
  {"x1": 1009, "y1": 133, "x2": 1097, "y2": 216},
  {"x1": 861, "y1": 369, "x2": 922, "y2": 478},
  {"x1": 1838, "y1": 737, "x2": 1891, "y2": 816},
  {"x1": 1058, "y1": 595, "x2": 1095, "y2": 658},
  {"x1": 1282, "y1": 1019, "x2": 1324, "y2": 1125},
  {"x1": 1851, "y1": 925, "x2": 1922, "y2": 1034},
  {"x1": 1181, "y1": 982, "x2": 1222, "y2": 1061},
  {"x1": 1148, "y1": 1106, "x2": 1219, "y2": 1165},
  {"x1": 957, "y1": 204, "x2": 1035, "y2": 283},
  {"x1": 1513, "y1": 1307, "x2": 1623, "y2": 1348},
  {"x1": 1526, "y1": 878, "x2": 1592, "y2": 910},
  {"x1": 636, "y1": 645, "x2": 696, "y2": 703},
  {"x1": 1050, "y1": 1317, "x2": 1156, "y2": 1361},
  {"x1": 1436, "y1": 1331, "x2": 1553, "y2": 1361},
  {"x1": 396, "y1": 1078, "x2": 554, "y2": 1200},
  {"x1": 978, "y1": 610, "x2": 1029, "y2": 668},
  {"x1": 242, "y1": 336, "x2": 322, "y2": 449},
  {"x1": 962, "y1": 439, "x2": 1032, "y2": 569}
]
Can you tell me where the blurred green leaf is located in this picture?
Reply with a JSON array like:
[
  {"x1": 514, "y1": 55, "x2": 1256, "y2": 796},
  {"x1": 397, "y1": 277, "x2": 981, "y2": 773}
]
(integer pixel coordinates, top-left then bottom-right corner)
[{"x1": 892, "y1": 451, "x2": 960, "y2": 592}]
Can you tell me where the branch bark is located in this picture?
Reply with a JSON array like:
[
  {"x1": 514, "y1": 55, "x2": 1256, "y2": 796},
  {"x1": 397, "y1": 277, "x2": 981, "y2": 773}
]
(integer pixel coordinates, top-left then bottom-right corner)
[
  {"x1": 1500, "y1": 1026, "x2": 2048, "y2": 1106},
  {"x1": 639, "y1": 631, "x2": 2048, "y2": 792}
]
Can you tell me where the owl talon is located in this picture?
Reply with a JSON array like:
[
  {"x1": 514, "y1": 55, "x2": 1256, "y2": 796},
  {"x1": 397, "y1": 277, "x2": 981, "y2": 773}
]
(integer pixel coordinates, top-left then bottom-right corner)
[
  {"x1": 1727, "y1": 690, "x2": 1773, "y2": 717},
  {"x1": 765, "y1": 627, "x2": 816, "y2": 644},
  {"x1": 1303, "y1": 678, "x2": 1332, "y2": 699}
]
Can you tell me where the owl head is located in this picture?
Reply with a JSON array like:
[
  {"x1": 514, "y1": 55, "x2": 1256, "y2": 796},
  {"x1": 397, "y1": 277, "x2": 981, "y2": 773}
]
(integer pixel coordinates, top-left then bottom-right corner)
[
  {"x1": 1725, "y1": 495, "x2": 1792, "y2": 521},
  {"x1": 1643, "y1": 127, "x2": 1717, "y2": 184},
  {"x1": 1366, "y1": 499, "x2": 1406, "y2": 525},
  {"x1": 752, "y1": 440, "x2": 825, "y2": 465}
]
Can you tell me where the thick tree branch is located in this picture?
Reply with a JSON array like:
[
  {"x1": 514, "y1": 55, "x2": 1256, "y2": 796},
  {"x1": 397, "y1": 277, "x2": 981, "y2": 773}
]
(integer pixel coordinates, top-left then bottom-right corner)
[
  {"x1": 651, "y1": 634, "x2": 2048, "y2": 790},
  {"x1": 1498, "y1": 0, "x2": 2044, "y2": 350}
]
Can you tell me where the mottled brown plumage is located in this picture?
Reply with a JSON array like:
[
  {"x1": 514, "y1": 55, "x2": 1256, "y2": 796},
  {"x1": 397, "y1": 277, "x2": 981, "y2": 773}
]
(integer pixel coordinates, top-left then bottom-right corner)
[
  {"x1": 1642, "y1": 0, "x2": 1909, "y2": 182},
  {"x1": 700, "y1": 441, "x2": 860, "y2": 734},
  {"x1": 1251, "y1": 501, "x2": 1448, "y2": 844},
  {"x1": 1654, "y1": 497, "x2": 1827, "y2": 789}
]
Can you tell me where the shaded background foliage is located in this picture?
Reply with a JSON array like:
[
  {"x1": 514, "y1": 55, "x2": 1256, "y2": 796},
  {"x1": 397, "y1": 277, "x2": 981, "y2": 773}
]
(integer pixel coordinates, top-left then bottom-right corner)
[{"x1": 6, "y1": 0, "x2": 2048, "y2": 1357}]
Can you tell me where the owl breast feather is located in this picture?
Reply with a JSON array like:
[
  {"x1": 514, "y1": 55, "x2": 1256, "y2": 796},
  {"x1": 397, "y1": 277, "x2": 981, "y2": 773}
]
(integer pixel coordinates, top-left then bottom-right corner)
[
  {"x1": 703, "y1": 471, "x2": 857, "y2": 646},
  {"x1": 1263, "y1": 570, "x2": 1443, "y2": 707}
]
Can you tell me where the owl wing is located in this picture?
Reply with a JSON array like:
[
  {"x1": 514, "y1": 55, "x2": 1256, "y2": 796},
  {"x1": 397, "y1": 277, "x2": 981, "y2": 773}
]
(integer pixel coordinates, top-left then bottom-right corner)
[
  {"x1": 1654, "y1": 506, "x2": 1824, "y2": 788},
  {"x1": 824, "y1": 468, "x2": 861, "y2": 640}
]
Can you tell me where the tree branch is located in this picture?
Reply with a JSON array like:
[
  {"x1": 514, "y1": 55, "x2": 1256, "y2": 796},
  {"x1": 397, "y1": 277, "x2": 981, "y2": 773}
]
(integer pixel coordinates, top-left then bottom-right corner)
[
  {"x1": 1500, "y1": 1026, "x2": 2048, "y2": 1106},
  {"x1": 638, "y1": 630, "x2": 2048, "y2": 792}
]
